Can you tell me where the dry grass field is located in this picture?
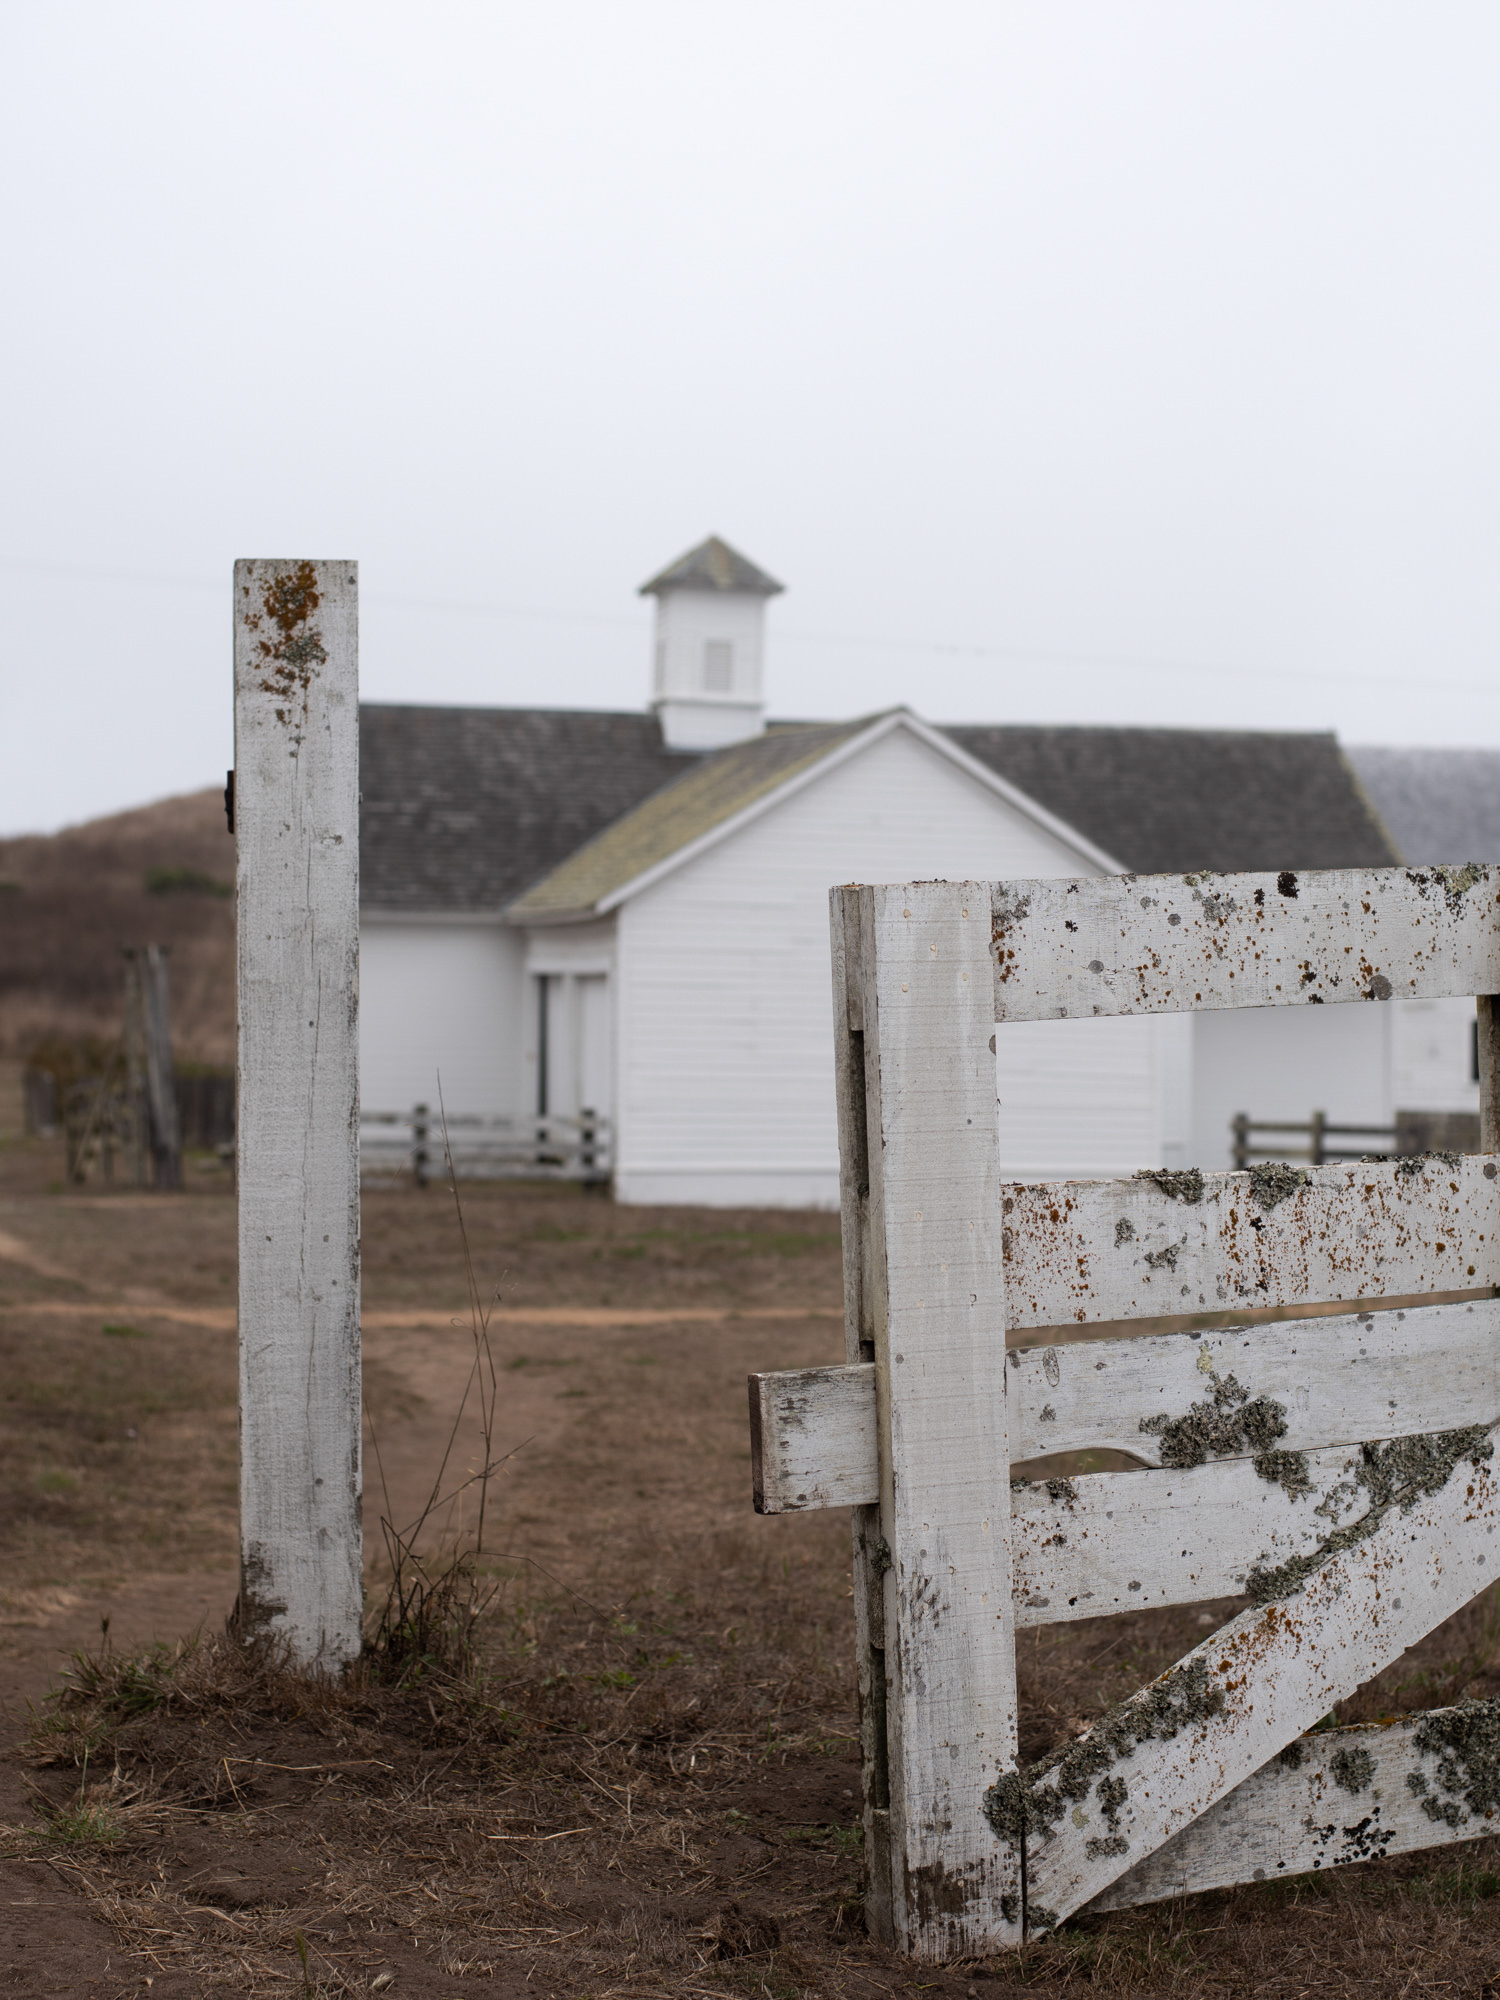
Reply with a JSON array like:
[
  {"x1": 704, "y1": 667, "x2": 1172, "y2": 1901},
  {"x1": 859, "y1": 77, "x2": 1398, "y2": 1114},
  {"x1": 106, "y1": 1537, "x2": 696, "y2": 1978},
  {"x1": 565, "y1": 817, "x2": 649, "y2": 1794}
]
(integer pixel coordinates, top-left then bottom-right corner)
[
  {"x1": 5, "y1": 1066, "x2": 1500, "y2": 1996},
  {"x1": 0, "y1": 789, "x2": 235, "y2": 1063}
]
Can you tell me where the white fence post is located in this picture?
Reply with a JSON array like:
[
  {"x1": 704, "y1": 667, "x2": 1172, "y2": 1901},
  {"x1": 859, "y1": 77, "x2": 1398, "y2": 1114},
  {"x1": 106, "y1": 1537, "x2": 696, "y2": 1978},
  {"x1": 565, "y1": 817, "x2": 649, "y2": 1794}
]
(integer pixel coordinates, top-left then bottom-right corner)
[{"x1": 234, "y1": 559, "x2": 362, "y2": 1668}]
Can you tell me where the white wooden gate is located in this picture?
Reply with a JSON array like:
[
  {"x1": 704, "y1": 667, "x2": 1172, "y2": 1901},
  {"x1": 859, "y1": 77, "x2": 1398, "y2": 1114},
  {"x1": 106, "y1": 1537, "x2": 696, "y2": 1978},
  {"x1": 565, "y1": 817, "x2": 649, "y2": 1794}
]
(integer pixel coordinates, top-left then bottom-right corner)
[{"x1": 748, "y1": 868, "x2": 1500, "y2": 1957}]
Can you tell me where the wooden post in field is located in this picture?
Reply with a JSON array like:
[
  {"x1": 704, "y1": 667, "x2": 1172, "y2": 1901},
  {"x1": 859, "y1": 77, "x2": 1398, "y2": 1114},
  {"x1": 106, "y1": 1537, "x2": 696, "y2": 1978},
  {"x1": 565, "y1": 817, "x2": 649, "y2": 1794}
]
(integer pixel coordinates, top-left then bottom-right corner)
[
  {"x1": 141, "y1": 945, "x2": 182, "y2": 1188},
  {"x1": 122, "y1": 951, "x2": 149, "y2": 1186},
  {"x1": 234, "y1": 560, "x2": 361, "y2": 1669}
]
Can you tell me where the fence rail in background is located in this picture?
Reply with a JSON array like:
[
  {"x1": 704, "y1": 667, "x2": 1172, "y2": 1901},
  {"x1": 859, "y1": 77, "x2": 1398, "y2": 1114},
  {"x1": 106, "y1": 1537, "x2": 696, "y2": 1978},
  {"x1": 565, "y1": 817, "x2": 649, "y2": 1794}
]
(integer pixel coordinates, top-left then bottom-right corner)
[
  {"x1": 360, "y1": 1104, "x2": 611, "y2": 1184},
  {"x1": 1231, "y1": 1107, "x2": 1396, "y2": 1167}
]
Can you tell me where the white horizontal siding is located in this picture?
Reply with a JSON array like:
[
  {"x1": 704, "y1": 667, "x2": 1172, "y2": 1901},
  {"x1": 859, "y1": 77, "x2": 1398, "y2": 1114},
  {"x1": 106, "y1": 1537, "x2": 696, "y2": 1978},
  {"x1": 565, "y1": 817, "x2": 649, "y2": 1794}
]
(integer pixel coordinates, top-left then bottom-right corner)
[
  {"x1": 995, "y1": 1015, "x2": 1190, "y2": 1181},
  {"x1": 614, "y1": 723, "x2": 1175, "y2": 1204},
  {"x1": 359, "y1": 920, "x2": 525, "y2": 1119},
  {"x1": 1189, "y1": 999, "x2": 1393, "y2": 1171},
  {"x1": 1395, "y1": 994, "x2": 1481, "y2": 1115}
]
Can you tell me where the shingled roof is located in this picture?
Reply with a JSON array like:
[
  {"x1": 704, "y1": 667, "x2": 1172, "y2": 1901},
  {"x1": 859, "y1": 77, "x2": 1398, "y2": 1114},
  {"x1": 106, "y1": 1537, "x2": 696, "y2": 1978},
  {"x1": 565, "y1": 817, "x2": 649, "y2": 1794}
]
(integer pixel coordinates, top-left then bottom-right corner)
[
  {"x1": 947, "y1": 726, "x2": 1400, "y2": 874},
  {"x1": 360, "y1": 705, "x2": 694, "y2": 913},
  {"x1": 639, "y1": 535, "x2": 785, "y2": 598},
  {"x1": 360, "y1": 708, "x2": 1402, "y2": 916},
  {"x1": 1344, "y1": 746, "x2": 1500, "y2": 866},
  {"x1": 509, "y1": 719, "x2": 869, "y2": 920}
]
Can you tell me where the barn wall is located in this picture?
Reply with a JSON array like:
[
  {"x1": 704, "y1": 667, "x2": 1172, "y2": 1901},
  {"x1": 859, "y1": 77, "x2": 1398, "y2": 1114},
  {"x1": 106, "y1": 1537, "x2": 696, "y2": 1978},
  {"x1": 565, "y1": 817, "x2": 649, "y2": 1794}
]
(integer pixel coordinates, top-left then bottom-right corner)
[
  {"x1": 995, "y1": 1013, "x2": 1193, "y2": 1182},
  {"x1": 359, "y1": 918, "x2": 525, "y2": 1119},
  {"x1": 1394, "y1": 995, "x2": 1481, "y2": 1116},
  {"x1": 1189, "y1": 1001, "x2": 1394, "y2": 1171},
  {"x1": 612, "y1": 724, "x2": 1187, "y2": 1207},
  {"x1": 521, "y1": 920, "x2": 617, "y2": 1121}
]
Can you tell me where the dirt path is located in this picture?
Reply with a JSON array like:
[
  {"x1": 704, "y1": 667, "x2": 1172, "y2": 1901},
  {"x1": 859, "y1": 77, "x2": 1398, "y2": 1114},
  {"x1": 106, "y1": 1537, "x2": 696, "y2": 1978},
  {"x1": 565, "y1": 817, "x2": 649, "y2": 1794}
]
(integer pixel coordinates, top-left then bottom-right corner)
[{"x1": 10, "y1": 1300, "x2": 841, "y2": 1329}]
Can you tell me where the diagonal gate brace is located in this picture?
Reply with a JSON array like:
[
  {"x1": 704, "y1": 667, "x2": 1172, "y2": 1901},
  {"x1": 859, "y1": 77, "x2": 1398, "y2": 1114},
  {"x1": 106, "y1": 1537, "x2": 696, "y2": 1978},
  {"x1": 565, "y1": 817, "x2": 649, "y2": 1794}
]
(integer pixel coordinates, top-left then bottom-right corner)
[{"x1": 999, "y1": 1423, "x2": 1500, "y2": 1929}]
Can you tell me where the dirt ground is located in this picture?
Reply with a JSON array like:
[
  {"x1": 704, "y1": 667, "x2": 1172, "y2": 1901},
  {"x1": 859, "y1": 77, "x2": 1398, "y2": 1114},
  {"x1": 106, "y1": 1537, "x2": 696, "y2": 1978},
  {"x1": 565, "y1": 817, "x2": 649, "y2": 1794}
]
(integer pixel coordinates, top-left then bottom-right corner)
[{"x1": 7, "y1": 1072, "x2": 1500, "y2": 1996}]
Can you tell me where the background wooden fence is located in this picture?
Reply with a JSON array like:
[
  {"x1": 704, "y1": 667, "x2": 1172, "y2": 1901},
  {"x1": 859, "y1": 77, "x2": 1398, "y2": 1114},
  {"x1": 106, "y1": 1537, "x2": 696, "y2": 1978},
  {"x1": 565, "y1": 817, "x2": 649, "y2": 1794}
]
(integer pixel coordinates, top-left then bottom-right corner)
[{"x1": 359, "y1": 1105, "x2": 611, "y2": 1184}]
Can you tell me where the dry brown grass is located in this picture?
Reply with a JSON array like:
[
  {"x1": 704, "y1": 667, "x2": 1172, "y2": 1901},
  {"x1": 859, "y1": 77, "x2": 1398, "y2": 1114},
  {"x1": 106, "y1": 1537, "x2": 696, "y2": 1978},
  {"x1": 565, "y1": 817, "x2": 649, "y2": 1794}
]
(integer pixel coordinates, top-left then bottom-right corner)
[
  {"x1": 0, "y1": 787, "x2": 235, "y2": 1063},
  {"x1": 19, "y1": 1563, "x2": 1500, "y2": 1998},
  {"x1": 10, "y1": 1128, "x2": 1500, "y2": 1992}
]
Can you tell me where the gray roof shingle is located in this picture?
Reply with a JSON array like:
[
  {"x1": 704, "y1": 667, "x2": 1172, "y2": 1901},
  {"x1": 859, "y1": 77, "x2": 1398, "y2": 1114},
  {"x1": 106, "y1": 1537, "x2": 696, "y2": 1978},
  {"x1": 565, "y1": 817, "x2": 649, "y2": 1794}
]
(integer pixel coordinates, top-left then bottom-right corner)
[
  {"x1": 510, "y1": 719, "x2": 870, "y2": 919},
  {"x1": 1344, "y1": 746, "x2": 1500, "y2": 866},
  {"x1": 359, "y1": 705, "x2": 696, "y2": 913},
  {"x1": 947, "y1": 726, "x2": 1399, "y2": 874},
  {"x1": 638, "y1": 536, "x2": 784, "y2": 597},
  {"x1": 359, "y1": 709, "x2": 1401, "y2": 914}
]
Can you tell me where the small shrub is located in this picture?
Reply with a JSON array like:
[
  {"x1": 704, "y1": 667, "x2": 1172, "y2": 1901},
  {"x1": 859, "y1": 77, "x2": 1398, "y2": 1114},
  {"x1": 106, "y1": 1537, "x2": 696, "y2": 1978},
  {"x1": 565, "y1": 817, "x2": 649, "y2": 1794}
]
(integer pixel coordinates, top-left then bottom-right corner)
[{"x1": 144, "y1": 865, "x2": 232, "y2": 897}]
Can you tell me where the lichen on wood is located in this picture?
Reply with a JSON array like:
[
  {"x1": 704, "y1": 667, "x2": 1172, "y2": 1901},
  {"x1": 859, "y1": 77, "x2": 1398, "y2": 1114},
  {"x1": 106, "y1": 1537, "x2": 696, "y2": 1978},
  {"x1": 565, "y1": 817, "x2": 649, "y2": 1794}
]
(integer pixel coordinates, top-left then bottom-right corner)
[
  {"x1": 243, "y1": 560, "x2": 329, "y2": 723},
  {"x1": 1137, "y1": 1168, "x2": 1205, "y2": 1205},
  {"x1": 1246, "y1": 1426, "x2": 1494, "y2": 1605},
  {"x1": 1329, "y1": 1745, "x2": 1376, "y2": 1794},
  {"x1": 1252, "y1": 1448, "x2": 1316, "y2": 1500},
  {"x1": 983, "y1": 1655, "x2": 1225, "y2": 1863},
  {"x1": 1395, "y1": 1149, "x2": 1463, "y2": 1180},
  {"x1": 1407, "y1": 1697, "x2": 1500, "y2": 1828},
  {"x1": 1248, "y1": 1161, "x2": 1308, "y2": 1211},
  {"x1": 1139, "y1": 1370, "x2": 1291, "y2": 1469}
]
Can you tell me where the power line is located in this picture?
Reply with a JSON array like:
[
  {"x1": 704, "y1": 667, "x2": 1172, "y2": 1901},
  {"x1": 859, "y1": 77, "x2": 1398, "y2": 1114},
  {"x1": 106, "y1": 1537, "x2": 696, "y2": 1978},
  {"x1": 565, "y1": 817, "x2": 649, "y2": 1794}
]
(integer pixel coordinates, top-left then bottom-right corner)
[{"x1": 1, "y1": 555, "x2": 1491, "y2": 703}]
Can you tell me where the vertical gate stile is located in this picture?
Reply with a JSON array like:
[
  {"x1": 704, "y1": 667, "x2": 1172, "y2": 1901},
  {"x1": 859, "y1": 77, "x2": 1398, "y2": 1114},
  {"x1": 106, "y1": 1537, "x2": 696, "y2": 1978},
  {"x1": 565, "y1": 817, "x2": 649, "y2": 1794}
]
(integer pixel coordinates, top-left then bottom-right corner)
[
  {"x1": 1478, "y1": 995, "x2": 1500, "y2": 1151},
  {"x1": 831, "y1": 887, "x2": 892, "y2": 1936},
  {"x1": 834, "y1": 881, "x2": 1021, "y2": 1957}
]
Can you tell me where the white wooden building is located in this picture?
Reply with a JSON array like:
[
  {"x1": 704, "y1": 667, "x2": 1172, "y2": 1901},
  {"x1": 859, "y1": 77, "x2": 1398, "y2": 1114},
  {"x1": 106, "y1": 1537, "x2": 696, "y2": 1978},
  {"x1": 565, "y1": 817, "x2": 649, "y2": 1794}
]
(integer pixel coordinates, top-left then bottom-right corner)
[
  {"x1": 1345, "y1": 746, "x2": 1500, "y2": 1138},
  {"x1": 359, "y1": 536, "x2": 1441, "y2": 1205}
]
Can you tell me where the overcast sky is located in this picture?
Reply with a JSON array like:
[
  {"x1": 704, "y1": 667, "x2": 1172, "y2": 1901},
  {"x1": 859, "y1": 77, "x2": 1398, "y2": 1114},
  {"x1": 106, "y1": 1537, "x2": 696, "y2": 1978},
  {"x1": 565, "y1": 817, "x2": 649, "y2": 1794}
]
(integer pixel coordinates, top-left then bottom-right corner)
[{"x1": 3, "y1": 3, "x2": 1498, "y2": 834}]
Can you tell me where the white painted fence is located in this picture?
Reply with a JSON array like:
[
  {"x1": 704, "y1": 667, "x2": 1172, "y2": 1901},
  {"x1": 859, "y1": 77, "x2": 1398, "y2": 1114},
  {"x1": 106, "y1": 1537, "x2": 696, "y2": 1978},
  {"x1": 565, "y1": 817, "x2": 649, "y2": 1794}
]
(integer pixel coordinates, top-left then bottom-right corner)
[
  {"x1": 360, "y1": 1106, "x2": 611, "y2": 1184},
  {"x1": 748, "y1": 865, "x2": 1500, "y2": 1957}
]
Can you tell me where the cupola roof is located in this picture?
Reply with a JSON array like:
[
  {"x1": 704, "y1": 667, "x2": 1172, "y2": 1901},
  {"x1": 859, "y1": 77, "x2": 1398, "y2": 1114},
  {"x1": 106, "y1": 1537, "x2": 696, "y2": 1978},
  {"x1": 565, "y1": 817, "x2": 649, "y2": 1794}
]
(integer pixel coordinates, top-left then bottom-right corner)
[{"x1": 639, "y1": 535, "x2": 784, "y2": 598}]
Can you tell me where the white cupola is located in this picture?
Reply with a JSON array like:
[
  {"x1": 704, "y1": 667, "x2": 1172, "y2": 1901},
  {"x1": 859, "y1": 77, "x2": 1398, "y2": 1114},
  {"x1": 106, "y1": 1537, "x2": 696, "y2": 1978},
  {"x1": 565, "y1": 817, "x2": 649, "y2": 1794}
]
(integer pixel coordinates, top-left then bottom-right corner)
[{"x1": 639, "y1": 535, "x2": 784, "y2": 752}]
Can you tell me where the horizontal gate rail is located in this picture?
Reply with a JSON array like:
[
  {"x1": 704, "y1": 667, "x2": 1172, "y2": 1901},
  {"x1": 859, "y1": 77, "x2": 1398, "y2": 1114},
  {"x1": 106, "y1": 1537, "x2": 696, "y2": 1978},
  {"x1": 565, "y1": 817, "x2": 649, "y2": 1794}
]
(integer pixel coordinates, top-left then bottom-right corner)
[
  {"x1": 1000, "y1": 1155, "x2": 1498, "y2": 1327},
  {"x1": 1092, "y1": 1705, "x2": 1500, "y2": 1910},
  {"x1": 750, "y1": 1292, "x2": 1500, "y2": 1514},
  {"x1": 774, "y1": 864, "x2": 1500, "y2": 1960},
  {"x1": 988, "y1": 864, "x2": 1500, "y2": 1019}
]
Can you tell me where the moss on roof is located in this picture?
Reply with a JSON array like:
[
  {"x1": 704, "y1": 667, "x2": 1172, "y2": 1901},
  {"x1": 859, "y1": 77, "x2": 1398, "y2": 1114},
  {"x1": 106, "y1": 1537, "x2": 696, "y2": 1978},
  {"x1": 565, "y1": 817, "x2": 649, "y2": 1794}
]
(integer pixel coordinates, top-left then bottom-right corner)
[{"x1": 508, "y1": 718, "x2": 871, "y2": 918}]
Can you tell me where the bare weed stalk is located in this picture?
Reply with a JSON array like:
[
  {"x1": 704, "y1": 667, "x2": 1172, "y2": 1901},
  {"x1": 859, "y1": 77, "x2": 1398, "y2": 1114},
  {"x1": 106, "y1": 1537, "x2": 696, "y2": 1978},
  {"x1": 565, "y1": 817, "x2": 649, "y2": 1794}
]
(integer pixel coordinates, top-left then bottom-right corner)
[{"x1": 364, "y1": 1088, "x2": 513, "y2": 1686}]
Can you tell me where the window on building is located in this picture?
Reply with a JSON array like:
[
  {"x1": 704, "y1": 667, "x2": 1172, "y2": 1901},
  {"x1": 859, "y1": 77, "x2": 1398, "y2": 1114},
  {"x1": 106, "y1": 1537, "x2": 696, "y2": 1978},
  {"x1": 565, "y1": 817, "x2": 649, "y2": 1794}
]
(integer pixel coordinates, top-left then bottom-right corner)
[
  {"x1": 1473, "y1": 1018, "x2": 1481, "y2": 1084},
  {"x1": 702, "y1": 639, "x2": 733, "y2": 692}
]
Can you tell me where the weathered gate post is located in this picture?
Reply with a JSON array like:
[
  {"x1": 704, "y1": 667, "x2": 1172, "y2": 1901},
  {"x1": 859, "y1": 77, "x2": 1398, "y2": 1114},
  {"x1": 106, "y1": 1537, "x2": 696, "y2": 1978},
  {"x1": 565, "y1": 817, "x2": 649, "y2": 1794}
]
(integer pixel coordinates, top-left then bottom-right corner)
[{"x1": 233, "y1": 560, "x2": 362, "y2": 1669}]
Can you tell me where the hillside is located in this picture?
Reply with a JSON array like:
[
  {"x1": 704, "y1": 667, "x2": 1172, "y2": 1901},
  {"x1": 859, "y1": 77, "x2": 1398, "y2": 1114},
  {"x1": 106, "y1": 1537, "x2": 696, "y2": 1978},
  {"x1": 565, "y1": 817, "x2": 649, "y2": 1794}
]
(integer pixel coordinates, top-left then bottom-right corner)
[{"x1": 0, "y1": 788, "x2": 236, "y2": 1064}]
